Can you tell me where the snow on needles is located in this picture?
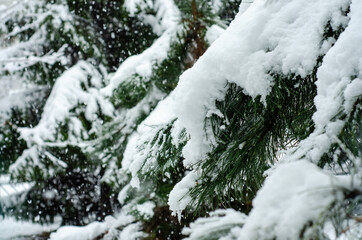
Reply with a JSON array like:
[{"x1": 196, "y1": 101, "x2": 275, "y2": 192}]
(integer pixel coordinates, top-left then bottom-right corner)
[
  {"x1": 173, "y1": 0, "x2": 350, "y2": 168},
  {"x1": 124, "y1": 0, "x2": 180, "y2": 35},
  {"x1": 102, "y1": 0, "x2": 180, "y2": 96},
  {"x1": 122, "y1": 94, "x2": 177, "y2": 187},
  {"x1": 281, "y1": 0, "x2": 362, "y2": 164},
  {"x1": 19, "y1": 61, "x2": 112, "y2": 145},
  {"x1": 10, "y1": 61, "x2": 113, "y2": 179},
  {"x1": 109, "y1": 0, "x2": 182, "y2": 190},
  {"x1": 0, "y1": 1, "x2": 71, "y2": 74},
  {"x1": 169, "y1": 0, "x2": 356, "y2": 223},
  {"x1": 234, "y1": 161, "x2": 353, "y2": 240}
]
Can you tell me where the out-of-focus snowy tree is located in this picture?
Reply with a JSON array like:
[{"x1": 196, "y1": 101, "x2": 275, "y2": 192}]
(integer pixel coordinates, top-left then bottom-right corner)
[{"x1": 0, "y1": 0, "x2": 157, "y2": 225}]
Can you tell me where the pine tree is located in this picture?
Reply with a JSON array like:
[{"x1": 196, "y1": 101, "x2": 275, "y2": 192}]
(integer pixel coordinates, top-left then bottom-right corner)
[
  {"x1": 87, "y1": 0, "x2": 243, "y2": 238},
  {"x1": 0, "y1": 0, "x2": 242, "y2": 237},
  {"x1": 1, "y1": 0, "x2": 361, "y2": 239},
  {"x1": 166, "y1": 0, "x2": 362, "y2": 239}
]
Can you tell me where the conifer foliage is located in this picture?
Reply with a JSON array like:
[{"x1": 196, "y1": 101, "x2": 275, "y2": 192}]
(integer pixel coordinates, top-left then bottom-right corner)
[{"x1": 0, "y1": 0, "x2": 361, "y2": 239}]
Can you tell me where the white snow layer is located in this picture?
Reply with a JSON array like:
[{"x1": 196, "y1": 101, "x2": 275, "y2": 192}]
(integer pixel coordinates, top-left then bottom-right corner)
[
  {"x1": 205, "y1": 25, "x2": 225, "y2": 45},
  {"x1": 168, "y1": 0, "x2": 354, "y2": 219}
]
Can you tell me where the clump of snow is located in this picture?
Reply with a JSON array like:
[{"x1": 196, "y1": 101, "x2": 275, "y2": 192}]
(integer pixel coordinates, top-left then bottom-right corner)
[
  {"x1": 0, "y1": 216, "x2": 60, "y2": 239},
  {"x1": 183, "y1": 209, "x2": 246, "y2": 240},
  {"x1": 48, "y1": 209, "x2": 149, "y2": 240},
  {"x1": 231, "y1": 160, "x2": 353, "y2": 239},
  {"x1": 119, "y1": 222, "x2": 147, "y2": 240},
  {"x1": 117, "y1": 183, "x2": 132, "y2": 205},
  {"x1": 314, "y1": 0, "x2": 362, "y2": 128},
  {"x1": 50, "y1": 221, "x2": 108, "y2": 240},
  {"x1": 168, "y1": 170, "x2": 199, "y2": 221},
  {"x1": 124, "y1": 0, "x2": 180, "y2": 35},
  {"x1": 50, "y1": 212, "x2": 139, "y2": 240},
  {"x1": 343, "y1": 78, "x2": 362, "y2": 113},
  {"x1": 136, "y1": 201, "x2": 156, "y2": 219}
]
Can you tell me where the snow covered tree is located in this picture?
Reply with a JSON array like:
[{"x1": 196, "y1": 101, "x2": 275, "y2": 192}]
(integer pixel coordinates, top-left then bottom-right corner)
[
  {"x1": 86, "y1": 0, "x2": 243, "y2": 238},
  {"x1": 165, "y1": 0, "x2": 362, "y2": 239},
  {"x1": 0, "y1": 0, "x2": 156, "y2": 225},
  {"x1": 1, "y1": 0, "x2": 361, "y2": 239},
  {"x1": 120, "y1": 0, "x2": 361, "y2": 239},
  {"x1": 0, "y1": 0, "x2": 243, "y2": 236}
]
